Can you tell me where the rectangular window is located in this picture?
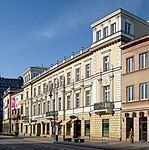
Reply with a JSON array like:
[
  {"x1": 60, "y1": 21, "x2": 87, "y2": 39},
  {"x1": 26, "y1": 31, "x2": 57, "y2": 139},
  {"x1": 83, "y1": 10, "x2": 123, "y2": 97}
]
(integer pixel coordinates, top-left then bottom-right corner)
[
  {"x1": 67, "y1": 95, "x2": 71, "y2": 110},
  {"x1": 67, "y1": 72, "x2": 71, "y2": 85},
  {"x1": 33, "y1": 105, "x2": 36, "y2": 115},
  {"x1": 38, "y1": 103, "x2": 40, "y2": 114},
  {"x1": 43, "y1": 83, "x2": 46, "y2": 93},
  {"x1": 140, "y1": 53, "x2": 148, "y2": 69},
  {"x1": 85, "y1": 120, "x2": 90, "y2": 136},
  {"x1": 111, "y1": 23, "x2": 116, "y2": 34},
  {"x1": 60, "y1": 76, "x2": 63, "y2": 87},
  {"x1": 85, "y1": 90, "x2": 91, "y2": 107},
  {"x1": 127, "y1": 57, "x2": 134, "y2": 73},
  {"x1": 103, "y1": 56, "x2": 109, "y2": 72},
  {"x1": 21, "y1": 106, "x2": 23, "y2": 114},
  {"x1": 43, "y1": 102, "x2": 46, "y2": 114},
  {"x1": 127, "y1": 86, "x2": 134, "y2": 102},
  {"x1": 140, "y1": 83, "x2": 148, "y2": 100},
  {"x1": 33, "y1": 87, "x2": 36, "y2": 97},
  {"x1": 103, "y1": 26, "x2": 108, "y2": 38},
  {"x1": 59, "y1": 97, "x2": 62, "y2": 111},
  {"x1": 102, "y1": 119, "x2": 109, "y2": 137},
  {"x1": 26, "y1": 91, "x2": 29, "y2": 99},
  {"x1": 103, "y1": 85, "x2": 110, "y2": 102},
  {"x1": 75, "y1": 93, "x2": 80, "y2": 108},
  {"x1": 125, "y1": 22, "x2": 131, "y2": 34},
  {"x1": 75, "y1": 68, "x2": 80, "y2": 82},
  {"x1": 47, "y1": 101, "x2": 50, "y2": 112},
  {"x1": 96, "y1": 30, "x2": 101, "y2": 41},
  {"x1": 38, "y1": 86, "x2": 41, "y2": 95},
  {"x1": 85, "y1": 64, "x2": 90, "y2": 78}
]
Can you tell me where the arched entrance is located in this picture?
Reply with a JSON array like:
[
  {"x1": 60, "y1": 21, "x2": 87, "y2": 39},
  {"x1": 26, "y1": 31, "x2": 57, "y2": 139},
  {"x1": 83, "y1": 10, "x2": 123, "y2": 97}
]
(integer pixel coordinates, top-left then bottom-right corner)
[
  {"x1": 37, "y1": 123, "x2": 41, "y2": 136},
  {"x1": 73, "y1": 120, "x2": 81, "y2": 138}
]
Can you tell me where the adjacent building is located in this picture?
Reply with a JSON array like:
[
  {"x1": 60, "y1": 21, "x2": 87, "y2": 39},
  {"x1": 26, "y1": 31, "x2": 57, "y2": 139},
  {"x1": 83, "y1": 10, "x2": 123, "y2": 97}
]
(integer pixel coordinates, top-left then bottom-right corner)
[
  {"x1": 0, "y1": 77, "x2": 23, "y2": 132},
  {"x1": 122, "y1": 34, "x2": 149, "y2": 142}
]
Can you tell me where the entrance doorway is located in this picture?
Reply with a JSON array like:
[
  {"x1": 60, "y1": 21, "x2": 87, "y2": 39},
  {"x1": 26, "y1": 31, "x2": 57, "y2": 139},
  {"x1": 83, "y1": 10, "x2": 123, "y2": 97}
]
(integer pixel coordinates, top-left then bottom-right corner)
[
  {"x1": 73, "y1": 120, "x2": 81, "y2": 138},
  {"x1": 139, "y1": 117, "x2": 147, "y2": 141},
  {"x1": 126, "y1": 118, "x2": 133, "y2": 139},
  {"x1": 37, "y1": 123, "x2": 41, "y2": 136}
]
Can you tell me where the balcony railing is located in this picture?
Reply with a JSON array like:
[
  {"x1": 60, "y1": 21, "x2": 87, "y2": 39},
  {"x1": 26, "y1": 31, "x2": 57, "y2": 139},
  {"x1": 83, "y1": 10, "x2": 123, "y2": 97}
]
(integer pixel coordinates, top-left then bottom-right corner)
[
  {"x1": 11, "y1": 114, "x2": 21, "y2": 120},
  {"x1": 94, "y1": 101, "x2": 114, "y2": 110},
  {"x1": 46, "y1": 111, "x2": 58, "y2": 117},
  {"x1": 21, "y1": 116, "x2": 29, "y2": 121}
]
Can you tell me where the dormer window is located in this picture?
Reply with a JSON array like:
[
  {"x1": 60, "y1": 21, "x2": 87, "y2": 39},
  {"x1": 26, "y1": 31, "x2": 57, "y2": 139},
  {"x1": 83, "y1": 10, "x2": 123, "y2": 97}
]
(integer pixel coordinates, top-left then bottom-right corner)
[
  {"x1": 96, "y1": 30, "x2": 101, "y2": 41},
  {"x1": 103, "y1": 26, "x2": 108, "y2": 38},
  {"x1": 125, "y1": 22, "x2": 131, "y2": 34}
]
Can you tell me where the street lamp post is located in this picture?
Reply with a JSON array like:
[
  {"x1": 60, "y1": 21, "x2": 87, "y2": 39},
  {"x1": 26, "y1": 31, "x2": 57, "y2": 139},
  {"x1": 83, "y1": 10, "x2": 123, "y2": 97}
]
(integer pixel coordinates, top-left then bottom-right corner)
[{"x1": 49, "y1": 82, "x2": 58, "y2": 141}]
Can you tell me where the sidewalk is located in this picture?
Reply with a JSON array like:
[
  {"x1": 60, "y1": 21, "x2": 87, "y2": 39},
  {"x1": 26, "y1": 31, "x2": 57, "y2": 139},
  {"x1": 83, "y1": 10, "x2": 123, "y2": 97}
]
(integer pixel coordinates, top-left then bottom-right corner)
[{"x1": 55, "y1": 140, "x2": 149, "y2": 150}]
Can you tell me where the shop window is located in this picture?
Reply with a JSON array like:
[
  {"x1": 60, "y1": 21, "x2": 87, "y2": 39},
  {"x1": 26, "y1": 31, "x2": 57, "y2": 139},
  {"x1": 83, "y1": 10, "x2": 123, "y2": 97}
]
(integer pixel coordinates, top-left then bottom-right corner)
[
  {"x1": 102, "y1": 119, "x2": 109, "y2": 137},
  {"x1": 85, "y1": 120, "x2": 90, "y2": 136}
]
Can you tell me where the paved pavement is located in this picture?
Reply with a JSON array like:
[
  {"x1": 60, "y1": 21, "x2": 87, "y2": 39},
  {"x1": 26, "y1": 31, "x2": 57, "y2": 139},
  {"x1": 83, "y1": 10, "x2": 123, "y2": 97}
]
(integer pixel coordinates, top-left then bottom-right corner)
[{"x1": 0, "y1": 135, "x2": 149, "y2": 150}]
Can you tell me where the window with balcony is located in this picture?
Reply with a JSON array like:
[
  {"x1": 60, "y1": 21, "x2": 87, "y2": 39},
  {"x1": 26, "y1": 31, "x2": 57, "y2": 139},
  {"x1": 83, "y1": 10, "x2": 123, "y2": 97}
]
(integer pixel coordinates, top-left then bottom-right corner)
[
  {"x1": 125, "y1": 22, "x2": 131, "y2": 34},
  {"x1": 111, "y1": 23, "x2": 116, "y2": 34},
  {"x1": 67, "y1": 72, "x2": 71, "y2": 85},
  {"x1": 85, "y1": 64, "x2": 90, "y2": 78},
  {"x1": 127, "y1": 86, "x2": 134, "y2": 102},
  {"x1": 103, "y1": 26, "x2": 108, "y2": 38},
  {"x1": 85, "y1": 120, "x2": 90, "y2": 136},
  {"x1": 85, "y1": 90, "x2": 91, "y2": 107},
  {"x1": 103, "y1": 56, "x2": 109, "y2": 72},
  {"x1": 67, "y1": 95, "x2": 71, "y2": 110},
  {"x1": 126, "y1": 57, "x2": 134, "y2": 73},
  {"x1": 140, "y1": 83, "x2": 148, "y2": 100},
  {"x1": 75, "y1": 93, "x2": 80, "y2": 108},
  {"x1": 59, "y1": 97, "x2": 62, "y2": 111},
  {"x1": 103, "y1": 85, "x2": 110, "y2": 102},
  {"x1": 75, "y1": 68, "x2": 80, "y2": 82},
  {"x1": 38, "y1": 86, "x2": 41, "y2": 95},
  {"x1": 96, "y1": 30, "x2": 101, "y2": 41},
  {"x1": 140, "y1": 52, "x2": 148, "y2": 69},
  {"x1": 102, "y1": 119, "x2": 109, "y2": 137}
]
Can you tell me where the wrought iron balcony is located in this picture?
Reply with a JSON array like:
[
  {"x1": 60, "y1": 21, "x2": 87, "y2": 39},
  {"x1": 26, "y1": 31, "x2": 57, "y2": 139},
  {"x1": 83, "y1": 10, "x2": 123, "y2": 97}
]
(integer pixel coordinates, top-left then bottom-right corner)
[
  {"x1": 46, "y1": 111, "x2": 58, "y2": 117},
  {"x1": 21, "y1": 116, "x2": 29, "y2": 121},
  {"x1": 11, "y1": 114, "x2": 21, "y2": 120},
  {"x1": 94, "y1": 101, "x2": 114, "y2": 110}
]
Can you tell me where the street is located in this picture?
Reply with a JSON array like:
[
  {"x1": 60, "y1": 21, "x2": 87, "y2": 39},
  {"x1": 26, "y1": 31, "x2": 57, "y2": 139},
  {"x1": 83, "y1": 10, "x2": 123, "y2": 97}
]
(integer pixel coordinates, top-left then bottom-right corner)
[{"x1": 0, "y1": 136, "x2": 104, "y2": 150}]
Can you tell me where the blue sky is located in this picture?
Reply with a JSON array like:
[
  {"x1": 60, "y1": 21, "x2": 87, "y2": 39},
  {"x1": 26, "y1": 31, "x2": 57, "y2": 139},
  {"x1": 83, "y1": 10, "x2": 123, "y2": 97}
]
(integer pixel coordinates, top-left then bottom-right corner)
[{"x1": 0, "y1": 0, "x2": 148, "y2": 78}]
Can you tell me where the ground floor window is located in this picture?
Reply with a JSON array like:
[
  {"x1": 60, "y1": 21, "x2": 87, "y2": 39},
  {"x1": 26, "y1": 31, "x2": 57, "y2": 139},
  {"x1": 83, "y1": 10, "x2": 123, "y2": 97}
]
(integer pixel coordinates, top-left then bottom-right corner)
[
  {"x1": 33, "y1": 124, "x2": 35, "y2": 134},
  {"x1": 66, "y1": 122, "x2": 71, "y2": 135},
  {"x1": 47, "y1": 123, "x2": 50, "y2": 135},
  {"x1": 25, "y1": 125, "x2": 28, "y2": 134},
  {"x1": 21, "y1": 123, "x2": 23, "y2": 133},
  {"x1": 102, "y1": 119, "x2": 109, "y2": 137},
  {"x1": 12, "y1": 124, "x2": 14, "y2": 133},
  {"x1": 58, "y1": 125, "x2": 62, "y2": 136},
  {"x1": 42, "y1": 123, "x2": 45, "y2": 134},
  {"x1": 85, "y1": 120, "x2": 90, "y2": 136}
]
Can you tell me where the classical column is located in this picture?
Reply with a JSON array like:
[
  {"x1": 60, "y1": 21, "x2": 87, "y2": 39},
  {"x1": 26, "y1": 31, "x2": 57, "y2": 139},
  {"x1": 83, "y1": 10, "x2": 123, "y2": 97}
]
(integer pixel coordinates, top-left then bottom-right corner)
[{"x1": 134, "y1": 113, "x2": 139, "y2": 141}]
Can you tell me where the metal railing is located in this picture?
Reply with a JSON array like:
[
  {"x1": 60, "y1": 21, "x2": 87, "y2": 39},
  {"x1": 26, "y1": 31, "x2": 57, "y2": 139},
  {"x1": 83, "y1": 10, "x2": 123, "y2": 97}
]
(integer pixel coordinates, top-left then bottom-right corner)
[{"x1": 94, "y1": 101, "x2": 114, "y2": 110}]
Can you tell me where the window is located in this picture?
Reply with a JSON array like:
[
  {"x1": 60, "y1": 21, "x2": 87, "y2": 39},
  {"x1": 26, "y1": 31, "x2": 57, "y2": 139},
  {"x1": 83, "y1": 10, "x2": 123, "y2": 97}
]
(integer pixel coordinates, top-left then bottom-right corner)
[
  {"x1": 103, "y1": 56, "x2": 109, "y2": 71},
  {"x1": 43, "y1": 102, "x2": 46, "y2": 114},
  {"x1": 102, "y1": 119, "x2": 109, "y2": 137},
  {"x1": 33, "y1": 105, "x2": 36, "y2": 115},
  {"x1": 140, "y1": 83, "x2": 148, "y2": 100},
  {"x1": 67, "y1": 95, "x2": 71, "y2": 110},
  {"x1": 38, "y1": 103, "x2": 40, "y2": 114},
  {"x1": 59, "y1": 97, "x2": 62, "y2": 111},
  {"x1": 67, "y1": 72, "x2": 71, "y2": 85},
  {"x1": 33, "y1": 87, "x2": 36, "y2": 97},
  {"x1": 54, "y1": 78, "x2": 57, "y2": 88},
  {"x1": 75, "y1": 93, "x2": 80, "y2": 108},
  {"x1": 125, "y1": 22, "x2": 131, "y2": 34},
  {"x1": 127, "y1": 57, "x2": 134, "y2": 73},
  {"x1": 47, "y1": 101, "x2": 50, "y2": 112},
  {"x1": 96, "y1": 30, "x2": 101, "y2": 41},
  {"x1": 127, "y1": 86, "x2": 134, "y2": 102},
  {"x1": 140, "y1": 53, "x2": 148, "y2": 69},
  {"x1": 21, "y1": 106, "x2": 23, "y2": 114},
  {"x1": 43, "y1": 83, "x2": 46, "y2": 93},
  {"x1": 103, "y1": 85, "x2": 110, "y2": 102},
  {"x1": 85, "y1": 120, "x2": 90, "y2": 136},
  {"x1": 103, "y1": 26, "x2": 108, "y2": 38},
  {"x1": 85, "y1": 64, "x2": 90, "y2": 78},
  {"x1": 38, "y1": 86, "x2": 41, "y2": 95},
  {"x1": 85, "y1": 90, "x2": 91, "y2": 107},
  {"x1": 111, "y1": 23, "x2": 116, "y2": 34},
  {"x1": 26, "y1": 91, "x2": 29, "y2": 99},
  {"x1": 60, "y1": 76, "x2": 63, "y2": 87},
  {"x1": 75, "y1": 68, "x2": 80, "y2": 82}
]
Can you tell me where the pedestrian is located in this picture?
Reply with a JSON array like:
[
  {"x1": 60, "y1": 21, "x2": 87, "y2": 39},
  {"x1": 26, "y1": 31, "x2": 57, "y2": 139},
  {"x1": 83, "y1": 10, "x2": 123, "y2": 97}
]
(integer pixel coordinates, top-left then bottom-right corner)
[{"x1": 129, "y1": 128, "x2": 134, "y2": 143}]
